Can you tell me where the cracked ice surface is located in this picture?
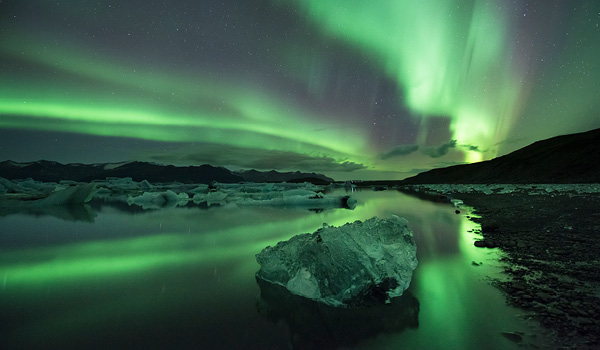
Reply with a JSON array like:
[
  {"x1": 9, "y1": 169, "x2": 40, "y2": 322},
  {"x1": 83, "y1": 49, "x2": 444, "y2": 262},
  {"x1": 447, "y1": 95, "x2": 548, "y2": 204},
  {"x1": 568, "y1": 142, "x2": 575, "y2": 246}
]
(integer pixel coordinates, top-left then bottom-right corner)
[{"x1": 256, "y1": 216, "x2": 417, "y2": 308}]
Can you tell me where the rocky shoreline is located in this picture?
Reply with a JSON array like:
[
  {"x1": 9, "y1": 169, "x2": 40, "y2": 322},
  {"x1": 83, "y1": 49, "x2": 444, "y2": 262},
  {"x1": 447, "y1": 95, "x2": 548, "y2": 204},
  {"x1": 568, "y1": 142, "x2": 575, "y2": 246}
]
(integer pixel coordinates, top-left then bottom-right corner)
[{"x1": 456, "y1": 192, "x2": 600, "y2": 349}]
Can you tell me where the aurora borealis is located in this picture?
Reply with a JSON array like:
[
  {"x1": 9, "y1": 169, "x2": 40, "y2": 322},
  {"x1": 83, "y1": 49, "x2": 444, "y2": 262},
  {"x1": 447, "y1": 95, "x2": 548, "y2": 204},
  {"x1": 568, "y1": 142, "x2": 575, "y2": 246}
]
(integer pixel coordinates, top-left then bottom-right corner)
[{"x1": 1, "y1": 0, "x2": 599, "y2": 180}]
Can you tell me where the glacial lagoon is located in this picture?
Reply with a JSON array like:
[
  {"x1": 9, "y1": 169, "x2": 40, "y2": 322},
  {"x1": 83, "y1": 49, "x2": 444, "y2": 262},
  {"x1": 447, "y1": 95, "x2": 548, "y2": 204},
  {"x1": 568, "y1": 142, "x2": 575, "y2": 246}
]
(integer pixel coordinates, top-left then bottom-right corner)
[{"x1": 0, "y1": 189, "x2": 546, "y2": 349}]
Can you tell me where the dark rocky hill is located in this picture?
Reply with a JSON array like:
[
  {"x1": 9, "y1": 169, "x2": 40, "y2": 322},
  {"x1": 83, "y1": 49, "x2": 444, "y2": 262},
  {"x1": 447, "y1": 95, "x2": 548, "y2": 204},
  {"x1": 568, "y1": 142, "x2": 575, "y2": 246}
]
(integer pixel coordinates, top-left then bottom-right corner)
[
  {"x1": 0, "y1": 160, "x2": 243, "y2": 184},
  {"x1": 402, "y1": 128, "x2": 600, "y2": 184},
  {"x1": 0, "y1": 160, "x2": 335, "y2": 184},
  {"x1": 234, "y1": 169, "x2": 334, "y2": 184}
]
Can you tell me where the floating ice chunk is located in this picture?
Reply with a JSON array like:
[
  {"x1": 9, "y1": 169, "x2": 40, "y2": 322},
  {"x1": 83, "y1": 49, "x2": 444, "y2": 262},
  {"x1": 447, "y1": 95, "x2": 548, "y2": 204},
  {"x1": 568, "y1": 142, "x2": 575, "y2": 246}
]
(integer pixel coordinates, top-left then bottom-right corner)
[
  {"x1": 18, "y1": 178, "x2": 52, "y2": 192},
  {"x1": 450, "y1": 199, "x2": 463, "y2": 207},
  {"x1": 0, "y1": 178, "x2": 96, "y2": 207},
  {"x1": 262, "y1": 183, "x2": 275, "y2": 192},
  {"x1": 0, "y1": 178, "x2": 57, "y2": 195},
  {"x1": 0, "y1": 177, "x2": 20, "y2": 193},
  {"x1": 192, "y1": 191, "x2": 228, "y2": 206},
  {"x1": 206, "y1": 191, "x2": 227, "y2": 203},
  {"x1": 140, "y1": 179, "x2": 153, "y2": 190},
  {"x1": 256, "y1": 216, "x2": 417, "y2": 308},
  {"x1": 34, "y1": 183, "x2": 98, "y2": 205},
  {"x1": 280, "y1": 189, "x2": 317, "y2": 197},
  {"x1": 106, "y1": 177, "x2": 139, "y2": 191},
  {"x1": 128, "y1": 190, "x2": 189, "y2": 209},
  {"x1": 238, "y1": 194, "x2": 355, "y2": 209},
  {"x1": 190, "y1": 184, "x2": 209, "y2": 194}
]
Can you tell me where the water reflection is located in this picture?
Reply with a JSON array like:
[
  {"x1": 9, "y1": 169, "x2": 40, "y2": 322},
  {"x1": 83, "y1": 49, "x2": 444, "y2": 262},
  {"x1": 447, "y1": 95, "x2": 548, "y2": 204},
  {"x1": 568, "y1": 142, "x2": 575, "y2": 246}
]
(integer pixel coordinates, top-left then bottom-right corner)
[
  {"x1": 0, "y1": 203, "x2": 96, "y2": 222},
  {"x1": 0, "y1": 189, "x2": 538, "y2": 349},
  {"x1": 256, "y1": 278, "x2": 419, "y2": 349}
]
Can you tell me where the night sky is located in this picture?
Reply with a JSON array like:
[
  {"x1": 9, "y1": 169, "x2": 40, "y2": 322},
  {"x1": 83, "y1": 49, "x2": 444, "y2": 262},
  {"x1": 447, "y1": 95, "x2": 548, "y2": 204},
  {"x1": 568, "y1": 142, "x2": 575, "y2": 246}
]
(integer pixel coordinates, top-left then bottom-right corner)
[{"x1": 1, "y1": 0, "x2": 599, "y2": 180}]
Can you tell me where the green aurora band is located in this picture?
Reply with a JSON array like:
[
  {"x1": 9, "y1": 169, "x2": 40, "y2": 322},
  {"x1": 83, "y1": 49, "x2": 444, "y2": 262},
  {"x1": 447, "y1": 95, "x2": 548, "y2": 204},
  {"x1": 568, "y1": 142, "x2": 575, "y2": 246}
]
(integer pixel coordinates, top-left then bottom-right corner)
[
  {"x1": 0, "y1": 31, "x2": 368, "y2": 166},
  {"x1": 275, "y1": 0, "x2": 524, "y2": 162},
  {"x1": 1, "y1": 1, "x2": 598, "y2": 178}
]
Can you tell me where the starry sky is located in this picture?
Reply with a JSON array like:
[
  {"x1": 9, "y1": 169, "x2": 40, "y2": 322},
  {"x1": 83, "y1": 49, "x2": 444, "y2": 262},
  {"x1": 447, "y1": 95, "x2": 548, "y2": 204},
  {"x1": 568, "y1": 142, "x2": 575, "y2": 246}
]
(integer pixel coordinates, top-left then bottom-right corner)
[{"x1": 1, "y1": 0, "x2": 599, "y2": 180}]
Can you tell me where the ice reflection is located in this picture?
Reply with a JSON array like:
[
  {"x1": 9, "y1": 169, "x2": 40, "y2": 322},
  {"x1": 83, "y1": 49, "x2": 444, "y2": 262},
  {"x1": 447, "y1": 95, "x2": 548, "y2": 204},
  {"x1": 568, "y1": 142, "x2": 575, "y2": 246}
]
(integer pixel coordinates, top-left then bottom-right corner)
[
  {"x1": 256, "y1": 278, "x2": 419, "y2": 349},
  {"x1": 0, "y1": 203, "x2": 96, "y2": 222}
]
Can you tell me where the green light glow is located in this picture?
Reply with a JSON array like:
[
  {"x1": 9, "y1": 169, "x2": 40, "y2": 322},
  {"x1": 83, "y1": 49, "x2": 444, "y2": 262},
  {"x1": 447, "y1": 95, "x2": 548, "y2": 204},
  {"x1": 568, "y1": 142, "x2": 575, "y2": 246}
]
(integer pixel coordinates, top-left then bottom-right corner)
[
  {"x1": 2, "y1": 1, "x2": 597, "y2": 179},
  {"x1": 0, "y1": 191, "x2": 454, "y2": 287},
  {"x1": 0, "y1": 191, "x2": 525, "y2": 348},
  {"x1": 274, "y1": 0, "x2": 524, "y2": 160},
  {"x1": 0, "y1": 207, "x2": 357, "y2": 286},
  {"x1": 0, "y1": 32, "x2": 368, "y2": 166},
  {"x1": 0, "y1": 99, "x2": 357, "y2": 157}
]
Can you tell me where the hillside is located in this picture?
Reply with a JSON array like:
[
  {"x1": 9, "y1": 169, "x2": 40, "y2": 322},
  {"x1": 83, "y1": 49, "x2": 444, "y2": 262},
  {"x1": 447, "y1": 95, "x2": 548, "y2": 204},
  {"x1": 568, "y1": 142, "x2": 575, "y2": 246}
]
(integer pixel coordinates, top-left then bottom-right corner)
[
  {"x1": 0, "y1": 161, "x2": 334, "y2": 184},
  {"x1": 402, "y1": 128, "x2": 600, "y2": 184}
]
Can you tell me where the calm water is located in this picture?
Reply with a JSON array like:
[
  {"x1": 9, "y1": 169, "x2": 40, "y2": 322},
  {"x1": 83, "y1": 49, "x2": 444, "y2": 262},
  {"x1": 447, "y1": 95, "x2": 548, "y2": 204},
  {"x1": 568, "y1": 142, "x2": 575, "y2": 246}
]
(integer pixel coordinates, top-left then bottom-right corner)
[{"x1": 0, "y1": 189, "x2": 543, "y2": 349}]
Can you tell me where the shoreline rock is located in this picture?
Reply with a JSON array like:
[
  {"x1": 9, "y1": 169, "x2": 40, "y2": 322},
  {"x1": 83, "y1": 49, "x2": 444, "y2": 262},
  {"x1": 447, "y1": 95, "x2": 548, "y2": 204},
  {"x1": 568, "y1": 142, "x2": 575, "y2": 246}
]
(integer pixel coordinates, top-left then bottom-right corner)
[{"x1": 459, "y1": 192, "x2": 600, "y2": 350}]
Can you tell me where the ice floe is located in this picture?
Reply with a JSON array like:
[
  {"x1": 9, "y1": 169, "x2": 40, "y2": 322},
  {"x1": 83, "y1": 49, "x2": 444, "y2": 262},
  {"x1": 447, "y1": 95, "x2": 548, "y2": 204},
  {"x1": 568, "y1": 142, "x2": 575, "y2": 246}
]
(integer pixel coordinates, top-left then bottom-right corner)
[
  {"x1": 256, "y1": 216, "x2": 417, "y2": 307},
  {"x1": 1, "y1": 177, "x2": 355, "y2": 211}
]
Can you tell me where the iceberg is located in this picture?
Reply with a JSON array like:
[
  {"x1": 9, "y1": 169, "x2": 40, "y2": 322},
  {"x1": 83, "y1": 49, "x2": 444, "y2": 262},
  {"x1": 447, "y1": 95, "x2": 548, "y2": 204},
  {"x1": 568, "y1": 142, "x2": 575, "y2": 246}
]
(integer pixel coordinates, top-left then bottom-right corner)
[
  {"x1": 190, "y1": 183, "x2": 356, "y2": 210},
  {"x1": 237, "y1": 193, "x2": 356, "y2": 209},
  {"x1": 127, "y1": 190, "x2": 189, "y2": 209},
  {"x1": 0, "y1": 182, "x2": 97, "y2": 206},
  {"x1": 256, "y1": 216, "x2": 418, "y2": 308},
  {"x1": 192, "y1": 191, "x2": 228, "y2": 206},
  {"x1": 0, "y1": 177, "x2": 57, "y2": 195},
  {"x1": 36, "y1": 183, "x2": 98, "y2": 205}
]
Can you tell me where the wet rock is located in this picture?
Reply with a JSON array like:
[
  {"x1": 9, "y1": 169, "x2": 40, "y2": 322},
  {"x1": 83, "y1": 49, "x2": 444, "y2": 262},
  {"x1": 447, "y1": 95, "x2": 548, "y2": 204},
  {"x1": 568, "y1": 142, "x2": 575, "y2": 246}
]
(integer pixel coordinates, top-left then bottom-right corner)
[
  {"x1": 536, "y1": 291, "x2": 554, "y2": 303},
  {"x1": 481, "y1": 219, "x2": 500, "y2": 233},
  {"x1": 501, "y1": 331, "x2": 523, "y2": 343},
  {"x1": 485, "y1": 240, "x2": 498, "y2": 248},
  {"x1": 510, "y1": 281, "x2": 528, "y2": 291},
  {"x1": 474, "y1": 240, "x2": 487, "y2": 248},
  {"x1": 455, "y1": 192, "x2": 600, "y2": 348},
  {"x1": 547, "y1": 307, "x2": 565, "y2": 316},
  {"x1": 255, "y1": 216, "x2": 418, "y2": 307}
]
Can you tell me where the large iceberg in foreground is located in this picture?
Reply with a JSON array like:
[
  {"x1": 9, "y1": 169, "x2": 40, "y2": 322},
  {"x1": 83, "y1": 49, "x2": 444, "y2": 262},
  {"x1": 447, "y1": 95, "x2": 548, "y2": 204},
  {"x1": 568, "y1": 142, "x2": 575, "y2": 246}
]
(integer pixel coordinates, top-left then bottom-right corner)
[{"x1": 256, "y1": 216, "x2": 417, "y2": 308}]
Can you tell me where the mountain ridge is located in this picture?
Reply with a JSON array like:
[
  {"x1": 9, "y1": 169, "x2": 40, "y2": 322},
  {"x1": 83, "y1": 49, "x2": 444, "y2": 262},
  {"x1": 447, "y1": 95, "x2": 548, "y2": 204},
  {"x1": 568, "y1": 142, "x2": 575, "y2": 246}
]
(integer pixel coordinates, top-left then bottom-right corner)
[
  {"x1": 401, "y1": 128, "x2": 600, "y2": 184},
  {"x1": 234, "y1": 169, "x2": 333, "y2": 184},
  {"x1": 0, "y1": 160, "x2": 334, "y2": 184}
]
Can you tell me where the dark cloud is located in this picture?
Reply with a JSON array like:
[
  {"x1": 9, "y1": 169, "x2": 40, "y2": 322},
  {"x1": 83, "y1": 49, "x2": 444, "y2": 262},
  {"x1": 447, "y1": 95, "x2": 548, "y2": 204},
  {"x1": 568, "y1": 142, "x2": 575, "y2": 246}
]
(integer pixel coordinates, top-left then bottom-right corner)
[
  {"x1": 380, "y1": 144, "x2": 419, "y2": 159},
  {"x1": 145, "y1": 144, "x2": 367, "y2": 173},
  {"x1": 422, "y1": 140, "x2": 457, "y2": 158},
  {"x1": 462, "y1": 144, "x2": 481, "y2": 152}
]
